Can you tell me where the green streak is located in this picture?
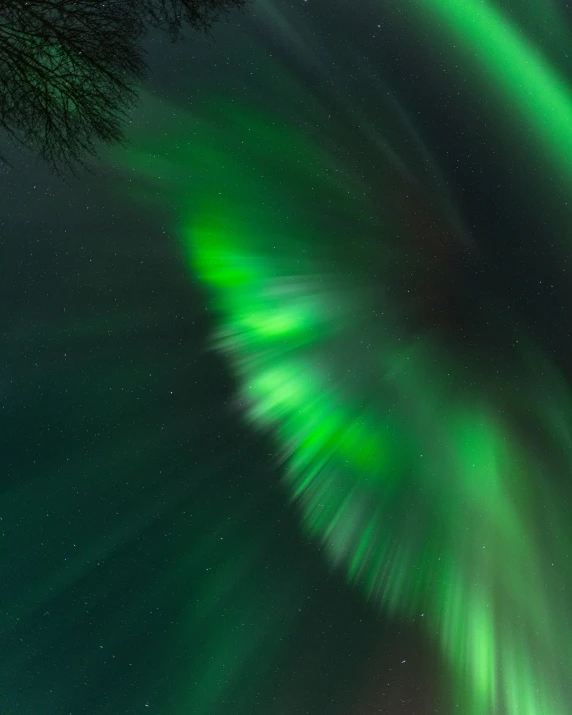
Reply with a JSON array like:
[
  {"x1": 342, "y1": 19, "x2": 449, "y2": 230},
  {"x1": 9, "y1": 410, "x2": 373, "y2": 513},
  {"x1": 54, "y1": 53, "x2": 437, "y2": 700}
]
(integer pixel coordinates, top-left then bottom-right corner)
[{"x1": 406, "y1": 0, "x2": 572, "y2": 187}]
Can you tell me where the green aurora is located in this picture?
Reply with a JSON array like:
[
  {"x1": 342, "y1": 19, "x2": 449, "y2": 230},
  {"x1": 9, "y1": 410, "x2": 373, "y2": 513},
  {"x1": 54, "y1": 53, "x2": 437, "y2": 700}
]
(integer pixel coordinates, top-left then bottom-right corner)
[{"x1": 112, "y1": 1, "x2": 572, "y2": 713}]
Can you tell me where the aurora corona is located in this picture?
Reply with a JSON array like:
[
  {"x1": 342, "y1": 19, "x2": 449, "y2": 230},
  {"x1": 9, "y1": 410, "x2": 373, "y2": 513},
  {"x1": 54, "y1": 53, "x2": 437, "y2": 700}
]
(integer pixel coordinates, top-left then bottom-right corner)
[{"x1": 114, "y1": 2, "x2": 572, "y2": 712}]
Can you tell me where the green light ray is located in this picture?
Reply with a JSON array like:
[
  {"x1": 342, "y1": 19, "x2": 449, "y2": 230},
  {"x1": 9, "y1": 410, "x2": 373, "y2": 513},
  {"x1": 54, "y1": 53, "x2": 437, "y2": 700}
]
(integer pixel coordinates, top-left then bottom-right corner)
[{"x1": 403, "y1": 0, "x2": 572, "y2": 194}]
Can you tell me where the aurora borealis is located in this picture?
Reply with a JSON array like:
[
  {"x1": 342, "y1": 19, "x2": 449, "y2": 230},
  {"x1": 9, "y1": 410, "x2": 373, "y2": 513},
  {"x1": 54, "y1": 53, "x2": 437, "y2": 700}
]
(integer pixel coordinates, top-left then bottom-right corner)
[{"x1": 3, "y1": 0, "x2": 572, "y2": 714}]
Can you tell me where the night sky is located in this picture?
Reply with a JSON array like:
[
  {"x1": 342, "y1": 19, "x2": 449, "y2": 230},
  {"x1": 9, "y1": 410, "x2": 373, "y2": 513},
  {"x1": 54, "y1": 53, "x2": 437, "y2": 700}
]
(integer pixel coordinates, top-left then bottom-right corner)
[{"x1": 3, "y1": 1, "x2": 572, "y2": 714}]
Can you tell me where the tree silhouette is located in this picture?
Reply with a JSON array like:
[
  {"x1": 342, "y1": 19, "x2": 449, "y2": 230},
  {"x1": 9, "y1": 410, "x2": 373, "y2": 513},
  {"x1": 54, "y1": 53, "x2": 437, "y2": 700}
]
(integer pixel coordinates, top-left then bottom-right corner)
[{"x1": 0, "y1": 0, "x2": 246, "y2": 173}]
